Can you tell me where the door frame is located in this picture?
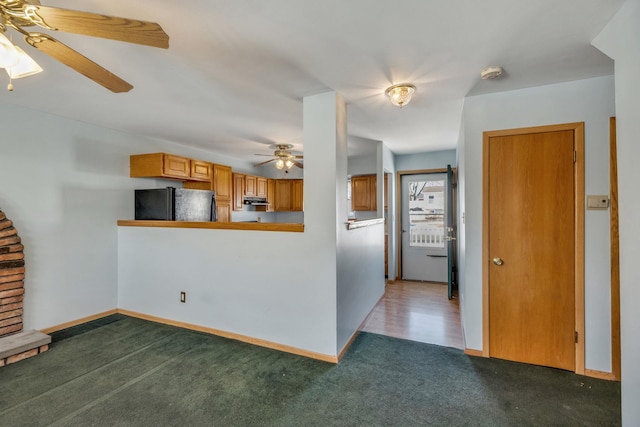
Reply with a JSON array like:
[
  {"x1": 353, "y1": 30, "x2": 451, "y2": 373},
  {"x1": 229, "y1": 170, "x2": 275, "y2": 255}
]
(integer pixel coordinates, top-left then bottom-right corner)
[
  {"x1": 482, "y1": 122, "x2": 585, "y2": 375},
  {"x1": 609, "y1": 117, "x2": 621, "y2": 381},
  {"x1": 396, "y1": 168, "x2": 457, "y2": 282}
]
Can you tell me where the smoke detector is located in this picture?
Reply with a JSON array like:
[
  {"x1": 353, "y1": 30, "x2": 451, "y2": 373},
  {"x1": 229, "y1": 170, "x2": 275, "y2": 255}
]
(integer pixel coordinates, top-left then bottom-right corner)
[{"x1": 480, "y1": 66, "x2": 504, "y2": 80}]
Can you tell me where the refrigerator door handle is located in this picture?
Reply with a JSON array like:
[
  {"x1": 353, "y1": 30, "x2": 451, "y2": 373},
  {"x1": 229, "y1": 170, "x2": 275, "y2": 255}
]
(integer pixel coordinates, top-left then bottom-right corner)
[{"x1": 210, "y1": 194, "x2": 218, "y2": 222}]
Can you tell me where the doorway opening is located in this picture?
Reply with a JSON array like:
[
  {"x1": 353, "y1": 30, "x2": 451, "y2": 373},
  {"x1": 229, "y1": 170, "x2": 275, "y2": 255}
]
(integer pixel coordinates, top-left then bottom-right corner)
[
  {"x1": 360, "y1": 167, "x2": 462, "y2": 349},
  {"x1": 397, "y1": 168, "x2": 457, "y2": 298}
]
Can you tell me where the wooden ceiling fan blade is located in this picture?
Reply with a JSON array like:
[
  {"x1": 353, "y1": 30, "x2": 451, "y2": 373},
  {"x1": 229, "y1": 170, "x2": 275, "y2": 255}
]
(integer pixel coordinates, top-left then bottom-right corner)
[
  {"x1": 28, "y1": 6, "x2": 169, "y2": 48},
  {"x1": 25, "y1": 33, "x2": 133, "y2": 93},
  {"x1": 292, "y1": 160, "x2": 304, "y2": 169},
  {"x1": 254, "y1": 159, "x2": 276, "y2": 167}
]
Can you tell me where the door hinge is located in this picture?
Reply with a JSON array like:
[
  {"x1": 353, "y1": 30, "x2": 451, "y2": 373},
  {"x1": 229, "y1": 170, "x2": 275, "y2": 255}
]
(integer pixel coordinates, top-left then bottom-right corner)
[
  {"x1": 574, "y1": 331, "x2": 579, "y2": 343},
  {"x1": 573, "y1": 151, "x2": 577, "y2": 163}
]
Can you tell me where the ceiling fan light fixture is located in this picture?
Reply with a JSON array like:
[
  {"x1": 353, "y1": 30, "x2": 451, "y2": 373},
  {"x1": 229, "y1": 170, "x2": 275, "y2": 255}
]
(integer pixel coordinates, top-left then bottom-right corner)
[
  {"x1": 285, "y1": 159, "x2": 294, "y2": 169},
  {"x1": 6, "y1": 46, "x2": 42, "y2": 79},
  {"x1": 385, "y1": 83, "x2": 416, "y2": 108},
  {"x1": 275, "y1": 158, "x2": 285, "y2": 170},
  {"x1": 0, "y1": 32, "x2": 19, "y2": 68}
]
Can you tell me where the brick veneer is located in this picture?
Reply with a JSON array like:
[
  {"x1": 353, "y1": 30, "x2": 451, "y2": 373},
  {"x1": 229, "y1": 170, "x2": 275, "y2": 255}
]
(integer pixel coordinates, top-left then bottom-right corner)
[{"x1": 0, "y1": 209, "x2": 49, "y2": 366}]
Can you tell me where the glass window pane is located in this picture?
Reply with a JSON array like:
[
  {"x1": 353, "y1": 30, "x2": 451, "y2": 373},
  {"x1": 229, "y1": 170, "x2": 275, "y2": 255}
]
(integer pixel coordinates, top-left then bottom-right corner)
[{"x1": 408, "y1": 180, "x2": 445, "y2": 248}]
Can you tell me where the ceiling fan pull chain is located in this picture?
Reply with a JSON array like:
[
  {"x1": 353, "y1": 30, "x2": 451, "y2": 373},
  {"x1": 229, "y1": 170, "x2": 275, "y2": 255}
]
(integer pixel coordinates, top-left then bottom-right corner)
[{"x1": 6, "y1": 30, "x2": 13, "y2": 91}]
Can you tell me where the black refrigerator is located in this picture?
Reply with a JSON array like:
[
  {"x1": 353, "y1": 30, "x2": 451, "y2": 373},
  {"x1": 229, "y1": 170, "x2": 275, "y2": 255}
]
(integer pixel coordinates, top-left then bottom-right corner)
[{"x1": 135, "y1": 187, "x2": 217, "y2": 222}]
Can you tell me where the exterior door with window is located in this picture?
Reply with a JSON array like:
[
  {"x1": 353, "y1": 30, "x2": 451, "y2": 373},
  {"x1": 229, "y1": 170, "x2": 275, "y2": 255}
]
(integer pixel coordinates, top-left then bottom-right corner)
[{"x1": 401, "y1": 173, "x2": 447, "y2": 282}]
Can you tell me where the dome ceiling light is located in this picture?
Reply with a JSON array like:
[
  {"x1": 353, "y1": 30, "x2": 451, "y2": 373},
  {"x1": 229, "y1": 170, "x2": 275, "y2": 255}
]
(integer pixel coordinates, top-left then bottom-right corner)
[{"x1": 385, "y1": 83, "x2": 416, "y2": 108}]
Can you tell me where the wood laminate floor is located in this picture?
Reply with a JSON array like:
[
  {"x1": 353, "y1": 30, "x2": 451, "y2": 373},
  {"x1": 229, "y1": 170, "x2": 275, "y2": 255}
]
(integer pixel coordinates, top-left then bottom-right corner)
[{"x1": 360, "y1": 280, "x2": 464, "y2": 349}]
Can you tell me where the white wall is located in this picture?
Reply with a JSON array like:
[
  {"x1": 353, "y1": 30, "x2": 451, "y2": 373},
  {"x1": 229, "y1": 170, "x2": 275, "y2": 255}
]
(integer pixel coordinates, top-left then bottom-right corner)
[
  {"x1": 592, "y1": 1, "x2": 640, "y2": 423},
  {"x1": 118, "y1": 226, "x2": 337, "y2": 354},
  {"x1": 460, "y1": 76, "x2": 615, "y2": 373},
  {"x1": 395, "y1": 149, "x2": 457, "y2": 172},
  {"x1": 0, "y1": 102, "x2": 253, "y2": 330}
]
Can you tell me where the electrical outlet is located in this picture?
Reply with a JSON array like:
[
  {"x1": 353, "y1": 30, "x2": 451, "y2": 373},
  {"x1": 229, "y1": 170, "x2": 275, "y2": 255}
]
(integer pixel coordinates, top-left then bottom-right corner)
[{"x1": 180, "y1": 291, "x2": 186, "y2": 303}]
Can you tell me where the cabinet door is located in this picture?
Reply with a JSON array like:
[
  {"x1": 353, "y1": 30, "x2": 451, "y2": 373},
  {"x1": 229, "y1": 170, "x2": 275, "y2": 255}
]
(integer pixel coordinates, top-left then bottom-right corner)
[
  {"x1": 351, "y1": 175, "x2": 372, "y2": 211},
  {"x1": 233, "y1": 173, "x2": 245, "y2": 211},
  {"x1": 370, "y1": 175, "x2": 377, "y2": 211},
  {"x1": 266, "y1": 179, "x2": 275, "y2": 212},
  {"x1": 274, "y1": 180, "x2": 292, "y2": 211},
  {"x1": 245, "y1": 175, "x2": 257, "y2": 196},
  {"x1": 217, "y1": 201, "x2": 231, "y2": 223},
  {"x1": 256, "y1": 177, "x2": 268, "y2": 198},
  {"x1": 213, "y1": 164, "x2": 232, "y2": 200},
  {"x1": 292, "y1": 179, "x2": 304, "y2": 211},
  {"x1": 191, "y1": 160, "x2": 213, "y2": 181},
  {"x1": 163, "y1": 154, "x2": 190, "y2": 179}
]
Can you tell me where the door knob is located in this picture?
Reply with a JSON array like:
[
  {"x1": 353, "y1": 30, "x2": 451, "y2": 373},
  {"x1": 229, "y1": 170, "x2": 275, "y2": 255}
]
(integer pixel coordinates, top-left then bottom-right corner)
[{"x1": 492, "y1": 257, "x2": 504, "y2": 266}]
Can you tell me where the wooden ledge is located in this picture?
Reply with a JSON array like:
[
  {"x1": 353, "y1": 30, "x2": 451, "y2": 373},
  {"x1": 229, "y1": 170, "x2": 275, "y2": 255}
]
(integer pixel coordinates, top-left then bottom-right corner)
[
  {"x1": 118, "y1": 220, "x2": 304, "y2": 232},
  {"x1": 0, "y1": 330, "x2": 51, "y2": 359}
]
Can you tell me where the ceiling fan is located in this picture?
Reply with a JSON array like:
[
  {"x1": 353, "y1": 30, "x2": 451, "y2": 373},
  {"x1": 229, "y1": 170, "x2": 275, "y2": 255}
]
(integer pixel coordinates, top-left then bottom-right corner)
[
  {"x1": 255, "y1": 144, "x2": 303, "y2": 170},
  {"x1": 0, "y1": 0, "x2": 169, "y2": 92}
]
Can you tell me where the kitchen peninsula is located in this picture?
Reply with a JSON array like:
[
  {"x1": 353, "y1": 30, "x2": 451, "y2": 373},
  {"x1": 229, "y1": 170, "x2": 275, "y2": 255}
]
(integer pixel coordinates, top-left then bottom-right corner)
[
  {"x1": 117, "y1": 93, "x2": 385, "y2": 364},
  {"x1": 117, "y1": 220, "x2": 303, "y2": 232}
]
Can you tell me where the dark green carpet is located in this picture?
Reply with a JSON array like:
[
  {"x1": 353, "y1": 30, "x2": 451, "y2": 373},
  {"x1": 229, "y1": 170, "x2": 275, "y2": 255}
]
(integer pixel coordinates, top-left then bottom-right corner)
[{"x1": 0, "y1": 315, "x2": 620, "y2": 426}]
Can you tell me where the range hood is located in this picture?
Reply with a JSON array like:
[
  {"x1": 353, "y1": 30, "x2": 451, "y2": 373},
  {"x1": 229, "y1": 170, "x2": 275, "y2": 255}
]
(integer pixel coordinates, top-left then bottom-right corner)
[{"x1": 243, "y1": 196, "x2": 269, "y2": 206}]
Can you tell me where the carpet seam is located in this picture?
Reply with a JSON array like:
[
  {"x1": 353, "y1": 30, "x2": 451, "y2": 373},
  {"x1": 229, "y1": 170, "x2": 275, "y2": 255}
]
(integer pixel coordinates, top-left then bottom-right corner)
[
  {"x1": 0, "y1": 331, "x2": 182, "y2": 417},
  {"x1": 48, "y1": 348, "x2": 197, "y2": 426}
]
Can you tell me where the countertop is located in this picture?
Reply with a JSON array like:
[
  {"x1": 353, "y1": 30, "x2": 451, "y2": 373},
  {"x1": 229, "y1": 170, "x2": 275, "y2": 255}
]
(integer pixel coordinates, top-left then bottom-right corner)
[{"x1": 117, "y1": 220, "x2": 304, "y2": 232}]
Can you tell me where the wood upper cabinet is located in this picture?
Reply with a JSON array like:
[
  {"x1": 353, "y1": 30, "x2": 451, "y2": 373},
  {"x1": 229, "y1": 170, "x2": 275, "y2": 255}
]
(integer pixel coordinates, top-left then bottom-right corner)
[
  {"x1": 245, "y1": 175, "x2": 257, "y2": 196},
  {"x1": 130, "y1": 153, "x2": 212, "y2": 182},
  {"x1": 274, "y1": 180, "x2": 292, "y2": 211},
  {"x1": 370, "y1": 175, "x2": 377, "y2": 211},
  {"x1": 256, "y1": 177, "x2": 268, "y2": 198},
  {"x1": 292, "y1": 179, "x2": 304, "y2": 211},
  {"x1": 191, "y1": 160, "x2": 213, "y2": 181},
  {"x1": 266, "y1": 179, "x2": 275, "y2": 212},
  {"x1": 233, "y1": 173, "x2": 245, "y2": 211},
  {"x1": 274, "y1": 179, "x2": 303, "y2": 212},
  {"x1": 351, "y1": 175, "x2": 374, "y2": 211},
  {"x1": 213, "y1": 164, "x2": 232, "y2": 201},
  {"x1": 163, "y1": 154, "x2": 191, "y2": 179}
]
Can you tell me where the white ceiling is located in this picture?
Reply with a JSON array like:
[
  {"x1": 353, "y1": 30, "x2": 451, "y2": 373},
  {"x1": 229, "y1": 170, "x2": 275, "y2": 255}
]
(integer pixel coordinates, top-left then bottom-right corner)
[{"x1": 1, "y1": 0, "x2": 625, "y2": 161}]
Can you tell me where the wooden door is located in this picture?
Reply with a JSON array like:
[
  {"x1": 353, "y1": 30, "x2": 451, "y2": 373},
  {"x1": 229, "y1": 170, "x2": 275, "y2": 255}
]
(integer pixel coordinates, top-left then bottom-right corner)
[{"x1": 484, "y1": 124, "x2": 584, "y2": 372}]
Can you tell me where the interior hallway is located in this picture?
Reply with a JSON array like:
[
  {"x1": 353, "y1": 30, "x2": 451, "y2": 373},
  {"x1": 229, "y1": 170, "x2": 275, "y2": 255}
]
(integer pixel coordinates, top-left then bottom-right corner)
[{"x1": 360, "y1": 281, "x2": 463, "y2": 349}]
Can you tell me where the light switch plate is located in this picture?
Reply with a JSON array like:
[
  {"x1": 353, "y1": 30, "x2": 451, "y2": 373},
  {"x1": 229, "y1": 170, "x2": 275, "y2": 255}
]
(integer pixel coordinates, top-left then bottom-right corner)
[{"x1": 587, "y1": 195, "x2": 609, "y2": 210}]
